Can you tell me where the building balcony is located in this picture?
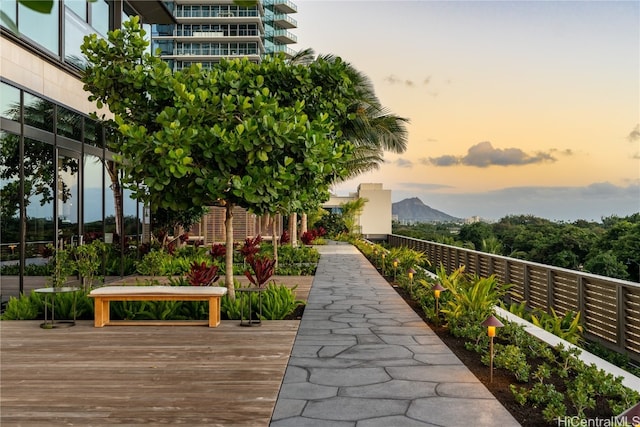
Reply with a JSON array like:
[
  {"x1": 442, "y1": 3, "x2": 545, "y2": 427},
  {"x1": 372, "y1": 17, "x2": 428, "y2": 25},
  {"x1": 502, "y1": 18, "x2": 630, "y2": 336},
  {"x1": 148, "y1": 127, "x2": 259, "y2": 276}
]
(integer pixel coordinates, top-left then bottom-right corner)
[
  {"x1": 264, "y1": 44, "x2": 296, "y2": 58},
  {"x1": 265, "y1": 29, "x2": 296, "y2": 44},
  {"x1": 155, "y1": 32, "x2": 264, "y2": 43},
  {"x1": 263, "y1": 0, "x2": 297, "y2": 14},
  {"x1": 264, "y1": 13, "x2": 297, "y2": 29}
]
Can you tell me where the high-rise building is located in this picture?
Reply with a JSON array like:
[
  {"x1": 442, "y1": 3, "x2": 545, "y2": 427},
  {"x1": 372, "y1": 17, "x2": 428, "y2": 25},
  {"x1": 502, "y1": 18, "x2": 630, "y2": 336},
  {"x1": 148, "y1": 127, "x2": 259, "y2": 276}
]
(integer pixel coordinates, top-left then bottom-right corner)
[
  {"x1": 0, "y1": 1, "x2": 175, "y2": 296},
  {"x1": 151, "y1": 0, "x2": 297, "y2": 72}
]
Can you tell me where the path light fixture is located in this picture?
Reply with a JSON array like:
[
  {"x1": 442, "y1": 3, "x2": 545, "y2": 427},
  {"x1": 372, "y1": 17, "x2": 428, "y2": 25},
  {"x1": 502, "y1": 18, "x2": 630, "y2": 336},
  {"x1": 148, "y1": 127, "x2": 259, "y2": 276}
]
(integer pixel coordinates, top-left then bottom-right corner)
[
  {"x1": 432, "y1": 282, "x2": 446, "y2": 326},
  {"x1": 408, "y1": 268, "x2": 416, "y2": 292},
  {"x1": 393, "y1": 258, "x2": 399, "y2": 282},
  {"x1": 481, "y1": 314, "x2": 504, "y2": 383},
  {"x1": 381, "y1": 253, "x2": 386, "y2": 274}
]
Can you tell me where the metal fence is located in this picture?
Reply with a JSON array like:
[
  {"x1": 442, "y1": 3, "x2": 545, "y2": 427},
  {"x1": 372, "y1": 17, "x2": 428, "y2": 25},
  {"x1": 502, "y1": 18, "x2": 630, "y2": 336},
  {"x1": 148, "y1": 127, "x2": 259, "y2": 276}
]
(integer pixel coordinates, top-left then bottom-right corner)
[{"x1": 387, "y1": 234, "x2": 640, "y2": 363}]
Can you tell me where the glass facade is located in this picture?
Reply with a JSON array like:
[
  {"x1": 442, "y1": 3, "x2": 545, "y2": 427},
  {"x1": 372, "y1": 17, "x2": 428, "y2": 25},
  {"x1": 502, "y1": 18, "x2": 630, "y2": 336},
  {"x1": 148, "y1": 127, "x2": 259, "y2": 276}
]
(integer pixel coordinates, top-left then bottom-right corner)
[
  {"x1": 1, "y1": 1, "x2": 173, "y2": 296},
  {"x1": 18, "y1": 0, "x2": 60, "y2": 55}
]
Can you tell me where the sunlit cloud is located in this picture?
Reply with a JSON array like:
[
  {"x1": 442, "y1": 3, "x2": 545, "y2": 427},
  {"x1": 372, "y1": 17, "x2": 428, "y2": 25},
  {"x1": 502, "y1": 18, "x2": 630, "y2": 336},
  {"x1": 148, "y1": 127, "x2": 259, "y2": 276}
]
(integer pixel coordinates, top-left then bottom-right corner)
[
  {"x1": 394, "y1": 158, "x2": 413, "y2": 168},
  {"x1": 384, "y1": 74, "x2": 432, "y2": 88},
  {"x1": 627, "y1": 124, "x2": 640, "y2": 142},
  {"x1": 424, "y1": 141, "x2": 557, "y2": 168},
  {"x1": 400, "y1": 182, "x2": 455, "y2": 191}
]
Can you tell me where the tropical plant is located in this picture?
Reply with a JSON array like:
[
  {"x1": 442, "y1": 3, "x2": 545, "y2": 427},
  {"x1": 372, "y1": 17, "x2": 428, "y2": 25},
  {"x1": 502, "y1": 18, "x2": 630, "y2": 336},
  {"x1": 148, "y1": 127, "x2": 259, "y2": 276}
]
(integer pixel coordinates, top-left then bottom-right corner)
[
  {"x1": 441, "y1": 274, "x2": 512, "y2": 326},
  {"x1": 186, "y1": 262, "x2": 220, "y2": 286},
  {"x1": 531, "y1": 308, "x2": 584, "y2": 345},
  {"x1": 260, "y1": 284, "x2": 305, "y2": 320},
  {"x1": 72, "y1": 240, "x2": 106, "y2": 290},
  {"x1": 244, "y1": 255, "x2": 276, "y2": 288}
]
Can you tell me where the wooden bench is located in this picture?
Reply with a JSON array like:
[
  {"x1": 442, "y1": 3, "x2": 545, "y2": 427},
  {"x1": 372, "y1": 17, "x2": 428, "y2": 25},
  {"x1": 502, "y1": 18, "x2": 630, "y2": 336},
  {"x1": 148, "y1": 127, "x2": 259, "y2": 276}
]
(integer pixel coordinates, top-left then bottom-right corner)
[{"x1": 88, "y1": 286, "x2": 228, "y2": 328}]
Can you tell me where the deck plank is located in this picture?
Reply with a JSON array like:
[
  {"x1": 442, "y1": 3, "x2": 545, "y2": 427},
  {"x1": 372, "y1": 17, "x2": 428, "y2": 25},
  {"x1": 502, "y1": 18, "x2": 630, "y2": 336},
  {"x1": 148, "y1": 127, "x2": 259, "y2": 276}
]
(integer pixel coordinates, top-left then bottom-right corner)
[{"x1": 1, "y1": 320, "x2": 299, "y2": 426}]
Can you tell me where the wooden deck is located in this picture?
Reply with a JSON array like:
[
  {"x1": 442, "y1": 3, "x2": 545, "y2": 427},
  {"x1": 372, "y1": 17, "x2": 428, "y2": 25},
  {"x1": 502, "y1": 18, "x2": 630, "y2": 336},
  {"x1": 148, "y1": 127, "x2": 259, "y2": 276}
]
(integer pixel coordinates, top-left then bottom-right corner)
[
  {"x1": 1, "y1": 276, "x2": 312, "y2": 425},
  {"x1": 1, "y1": 319, "x2": 300, "y2": 426}
]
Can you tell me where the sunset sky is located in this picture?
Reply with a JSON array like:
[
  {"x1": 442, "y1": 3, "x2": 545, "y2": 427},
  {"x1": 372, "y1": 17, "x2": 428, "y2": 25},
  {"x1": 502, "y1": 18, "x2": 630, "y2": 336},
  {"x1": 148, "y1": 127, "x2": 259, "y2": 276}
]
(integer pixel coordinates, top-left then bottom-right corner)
[{"x1": 294, "y1": 0, "x2": 639, "y2": 221}]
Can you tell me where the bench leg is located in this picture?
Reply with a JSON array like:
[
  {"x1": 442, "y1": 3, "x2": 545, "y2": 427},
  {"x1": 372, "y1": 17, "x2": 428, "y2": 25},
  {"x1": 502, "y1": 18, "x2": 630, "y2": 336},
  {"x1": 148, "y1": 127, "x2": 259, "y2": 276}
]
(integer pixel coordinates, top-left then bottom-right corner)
[
  {"x1": 209, "y1": 296, "x2": 220, "y2": 327},
  {"x1": 93, "y1": 298, "x2": 110, "y2": 327}
]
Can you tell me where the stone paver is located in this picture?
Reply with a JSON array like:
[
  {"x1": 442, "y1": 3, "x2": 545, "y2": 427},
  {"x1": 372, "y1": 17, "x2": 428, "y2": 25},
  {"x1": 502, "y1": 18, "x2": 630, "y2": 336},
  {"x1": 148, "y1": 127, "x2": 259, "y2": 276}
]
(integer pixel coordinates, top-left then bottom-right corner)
[{"x1": 271, "y1": 243, "x2": 520, "y2": 427}]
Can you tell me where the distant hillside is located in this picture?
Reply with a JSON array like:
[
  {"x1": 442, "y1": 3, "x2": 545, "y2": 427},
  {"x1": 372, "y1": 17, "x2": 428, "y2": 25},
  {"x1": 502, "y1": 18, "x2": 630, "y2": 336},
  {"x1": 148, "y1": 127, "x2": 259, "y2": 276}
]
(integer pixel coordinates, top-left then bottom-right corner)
[{"x1": 392, "y1": 197, "x2": 461, "y2": 223}]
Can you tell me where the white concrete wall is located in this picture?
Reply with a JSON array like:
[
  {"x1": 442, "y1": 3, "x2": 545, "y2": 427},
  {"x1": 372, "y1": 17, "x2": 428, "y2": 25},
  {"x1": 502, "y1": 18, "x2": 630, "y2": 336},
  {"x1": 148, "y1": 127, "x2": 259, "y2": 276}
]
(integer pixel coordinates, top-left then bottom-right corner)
[
  {"x1": 357, "y1": 183, "x2": 391, "y2": 237},
  {"x1": 1, "y1": 37, "x2": 106, "y2": 116}
]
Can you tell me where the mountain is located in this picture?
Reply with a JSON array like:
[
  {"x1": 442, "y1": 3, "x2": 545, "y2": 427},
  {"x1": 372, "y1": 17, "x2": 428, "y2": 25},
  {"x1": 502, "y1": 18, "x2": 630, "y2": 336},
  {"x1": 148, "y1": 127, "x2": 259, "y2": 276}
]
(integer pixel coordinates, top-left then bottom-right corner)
[{"x1": 392, "y1": 197, "x2": 461, "y2": 223}]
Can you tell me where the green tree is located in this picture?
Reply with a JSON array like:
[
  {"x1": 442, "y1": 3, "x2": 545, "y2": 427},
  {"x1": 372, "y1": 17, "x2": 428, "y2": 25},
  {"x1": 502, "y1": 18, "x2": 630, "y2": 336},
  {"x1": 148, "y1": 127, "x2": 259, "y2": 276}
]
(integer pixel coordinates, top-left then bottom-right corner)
[
  {"x1": 458, "y1": 222, "x2": 494, "y2": 250},
  {"x1": 291, "y1": 49, "x2": 409, "y2": 180},
  {"x1": 81, "y1": 18, "x2": 357, "y2": 298}
]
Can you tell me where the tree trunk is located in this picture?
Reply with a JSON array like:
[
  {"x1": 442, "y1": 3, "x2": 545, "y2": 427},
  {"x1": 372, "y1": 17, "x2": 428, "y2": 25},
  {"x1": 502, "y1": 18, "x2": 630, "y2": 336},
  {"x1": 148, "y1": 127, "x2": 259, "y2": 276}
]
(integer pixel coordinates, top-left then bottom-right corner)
[
  {"x1": 225, "y1": 204, "x2": 236, "y2": 300},
  {"x1": 301, "y1": 213, "x2": 308, "y2": 234},
  {"x1": 105, "y1": 160, "x2": 123, "y2": 238},
  {"x1": 272, "y1": 214, "x2": 279, "y2": 269},
  {"x1": 288, "y1": 213, "x2": 298, "y2": 247}
]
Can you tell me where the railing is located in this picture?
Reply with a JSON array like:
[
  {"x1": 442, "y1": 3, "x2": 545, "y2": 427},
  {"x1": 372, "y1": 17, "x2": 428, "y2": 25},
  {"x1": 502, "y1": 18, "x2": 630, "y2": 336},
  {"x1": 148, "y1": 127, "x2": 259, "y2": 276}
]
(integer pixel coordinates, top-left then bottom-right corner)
[{"x1": 387, "y1": 234, "x2": 640, "y2": 363}]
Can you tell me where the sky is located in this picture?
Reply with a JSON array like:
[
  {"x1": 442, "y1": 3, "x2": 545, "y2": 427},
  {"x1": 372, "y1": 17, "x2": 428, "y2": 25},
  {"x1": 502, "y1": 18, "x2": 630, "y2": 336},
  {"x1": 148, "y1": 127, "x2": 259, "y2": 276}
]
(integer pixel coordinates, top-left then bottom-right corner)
[{"x1": 293, "y1": 0, "x2": 640, "y2": 222}]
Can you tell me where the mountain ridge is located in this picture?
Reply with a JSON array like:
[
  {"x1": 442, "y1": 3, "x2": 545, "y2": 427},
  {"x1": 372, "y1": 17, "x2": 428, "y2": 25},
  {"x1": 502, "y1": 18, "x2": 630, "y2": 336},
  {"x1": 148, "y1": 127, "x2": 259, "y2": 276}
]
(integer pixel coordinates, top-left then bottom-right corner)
[{"x1": 392, "y1": 197, "x2": 461, "y2": 223}]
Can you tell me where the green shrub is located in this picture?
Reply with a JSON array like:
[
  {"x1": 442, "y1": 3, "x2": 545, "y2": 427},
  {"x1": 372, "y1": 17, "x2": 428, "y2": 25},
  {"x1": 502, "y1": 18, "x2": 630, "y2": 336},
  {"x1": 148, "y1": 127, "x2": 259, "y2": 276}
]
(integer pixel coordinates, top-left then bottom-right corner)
[
  {"x1": 260, "y1": 284, "x2": 305, "y2": 320},
  {"x1": 1, "y1": 292, "x2": 41, "y2": 320}
]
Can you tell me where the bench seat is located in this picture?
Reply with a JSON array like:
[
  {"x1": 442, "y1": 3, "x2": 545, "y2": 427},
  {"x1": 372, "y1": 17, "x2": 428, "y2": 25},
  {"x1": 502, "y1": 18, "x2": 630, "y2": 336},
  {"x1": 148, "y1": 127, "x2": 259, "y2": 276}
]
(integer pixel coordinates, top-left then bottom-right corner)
[{"x1": 89, "y1": 286, "x2": 228, "y2": 328}]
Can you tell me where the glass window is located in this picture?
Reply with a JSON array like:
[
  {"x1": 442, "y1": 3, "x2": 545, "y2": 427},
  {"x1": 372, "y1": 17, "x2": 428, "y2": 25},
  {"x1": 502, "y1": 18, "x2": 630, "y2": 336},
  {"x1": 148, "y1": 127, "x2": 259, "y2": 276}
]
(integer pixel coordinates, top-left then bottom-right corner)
[
  {"x1": 91, "y1": 0, "x2": 110, "y2": 37},
  {"x1": 23, "y1": 93, "x2": 54, "y2": 132},
  {"x1": 24, "y1": 138, "x2": 55, "y2": 266},
  {"x1": 84, "y1": 119, "x2": 102, "y2": 147},
  {"x1": 64, "y1": 6, "x2": 92, "y2": 69},
  {"x1": 0, "y1": 0, "x2": 17, "y2": 30},
  {"x1": 104, "y1": 160, "x2": 118, "y2": 242},
  {"x1": 58, "y1": 153, "x2": 80, "y2": 247},
  {"x1": 0, "y1": 131, "x2": 21, "y2": 263},
  {"x1": 65, "y1": 0, "x2": 87, "y2": 20},
  {"x1": 123, "y1": 188, "x2": 140, "y2": 249},
  {"x1": 57, "y1": 105, "x2": 83, "y2": 141},
  {"x1": 0, "y1": 83, "x2": 20, "y2": 121},
  {"x1": 18, "y1": 0, "x2": 59, "y2": 55},
  {"x1": 83, "y1": 154, "x2": 103, "y2": 241}
]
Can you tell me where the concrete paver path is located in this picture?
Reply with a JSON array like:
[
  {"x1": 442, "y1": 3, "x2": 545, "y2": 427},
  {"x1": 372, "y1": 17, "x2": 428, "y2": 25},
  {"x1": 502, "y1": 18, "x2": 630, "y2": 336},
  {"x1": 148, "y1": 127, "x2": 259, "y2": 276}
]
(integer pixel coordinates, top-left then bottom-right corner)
[{"x1": 271, "y1": 243, "x2": 520, "y2": 427}]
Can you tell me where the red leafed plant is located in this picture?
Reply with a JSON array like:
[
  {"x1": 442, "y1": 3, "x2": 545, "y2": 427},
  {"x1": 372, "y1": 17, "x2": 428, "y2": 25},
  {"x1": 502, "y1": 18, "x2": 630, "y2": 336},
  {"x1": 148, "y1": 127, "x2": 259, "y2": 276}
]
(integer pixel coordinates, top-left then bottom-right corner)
[
  {"x1": 281, "y1": 230, "x2": 290, "y2": 244},
  {"x1": 244, "y1": 254, "x2": 275, "y2": 288},
  {"x1": 301, "y1": 230, "x2": 316, "y2": 245},
  {"x1": 186, "y1": 262, "x2": 220, "y2": 286},
  {"x1": 209, "y1": 243, "x2": 226, "y2": 260},
  {"x1": 239, "y1": 235, "x2": 262, "y2": 257}
]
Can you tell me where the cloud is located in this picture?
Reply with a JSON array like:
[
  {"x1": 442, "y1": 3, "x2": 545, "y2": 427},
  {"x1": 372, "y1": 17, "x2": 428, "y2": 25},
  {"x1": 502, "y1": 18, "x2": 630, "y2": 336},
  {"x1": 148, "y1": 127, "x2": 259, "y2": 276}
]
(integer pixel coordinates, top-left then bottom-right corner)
[
  {"x1": 383, "y1": 74, "x2": 432, "y2": 88},
  {"x1": 424, "y1": 141, "x2": 557, "y2": 168},
  {"x1": 398, "y1": 182, "x2": 456, "y2": 192},
  {"x1": 628, "y1": 124, "x2": 640, "y2": 142},
  {"x1": 394, "y1": 158, "x2": 413, "y2": 168}
]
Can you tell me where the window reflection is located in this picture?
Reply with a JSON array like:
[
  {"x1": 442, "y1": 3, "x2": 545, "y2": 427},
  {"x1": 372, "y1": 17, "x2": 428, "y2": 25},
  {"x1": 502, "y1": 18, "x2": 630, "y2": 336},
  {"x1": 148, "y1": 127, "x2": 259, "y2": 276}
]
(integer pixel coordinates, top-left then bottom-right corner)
[
  {"x1": 0, "y1": 83, "x2": 20, "y2": 121},
  {"x1": 0, "y1": 131, "x2": 20, "y2": 262},
  {"x1": 91, "y1": 0, "x2": 110, "y2": 37},
  {"x1": 83, "y1": 154, "x2": 103, "y2": 241},
  {"x1": 24, "y1": 138, "x2": 55, "y2": 263},
  {"x1": 23, "y1": 93, "x2": 54, "y2": 132},
  {"x1": 58, "y1": 154, "x2": 80, "y2": 247},
  {"x1": 104, "y1": 160, "x2": 118, "y2": 243},
  {"x1": 84, "y1": 119, "x2": 102, "y2": 147},
  {"x1": 65, "y1": 0, "x2": 87, "y2": 20},
  {"x1": 18, "y1": 0, "x2": 59, "y2": 55},
  {"x1": 57, "y1": 105, "x2": 83, "y2": 141},
  {"x1": 123, "y1": 188, "x2": 141, "y2": 249},
  {"x1": 64, "y1": 7, "x2": 91, "y2": 70},
  {"x1": 1, "y1": 0, "x2": 17, "y2": 24}
]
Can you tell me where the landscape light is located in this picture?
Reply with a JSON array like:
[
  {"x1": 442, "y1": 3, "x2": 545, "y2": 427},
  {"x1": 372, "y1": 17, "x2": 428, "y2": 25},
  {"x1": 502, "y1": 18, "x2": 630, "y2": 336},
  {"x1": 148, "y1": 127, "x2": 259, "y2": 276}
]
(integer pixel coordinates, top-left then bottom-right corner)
[
  {"x1": 432, "y1": 283, "x2": 446, "y2": 325},
  {"x1": 481, "y1": 314, "x2": 504, "y2": 382}
]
